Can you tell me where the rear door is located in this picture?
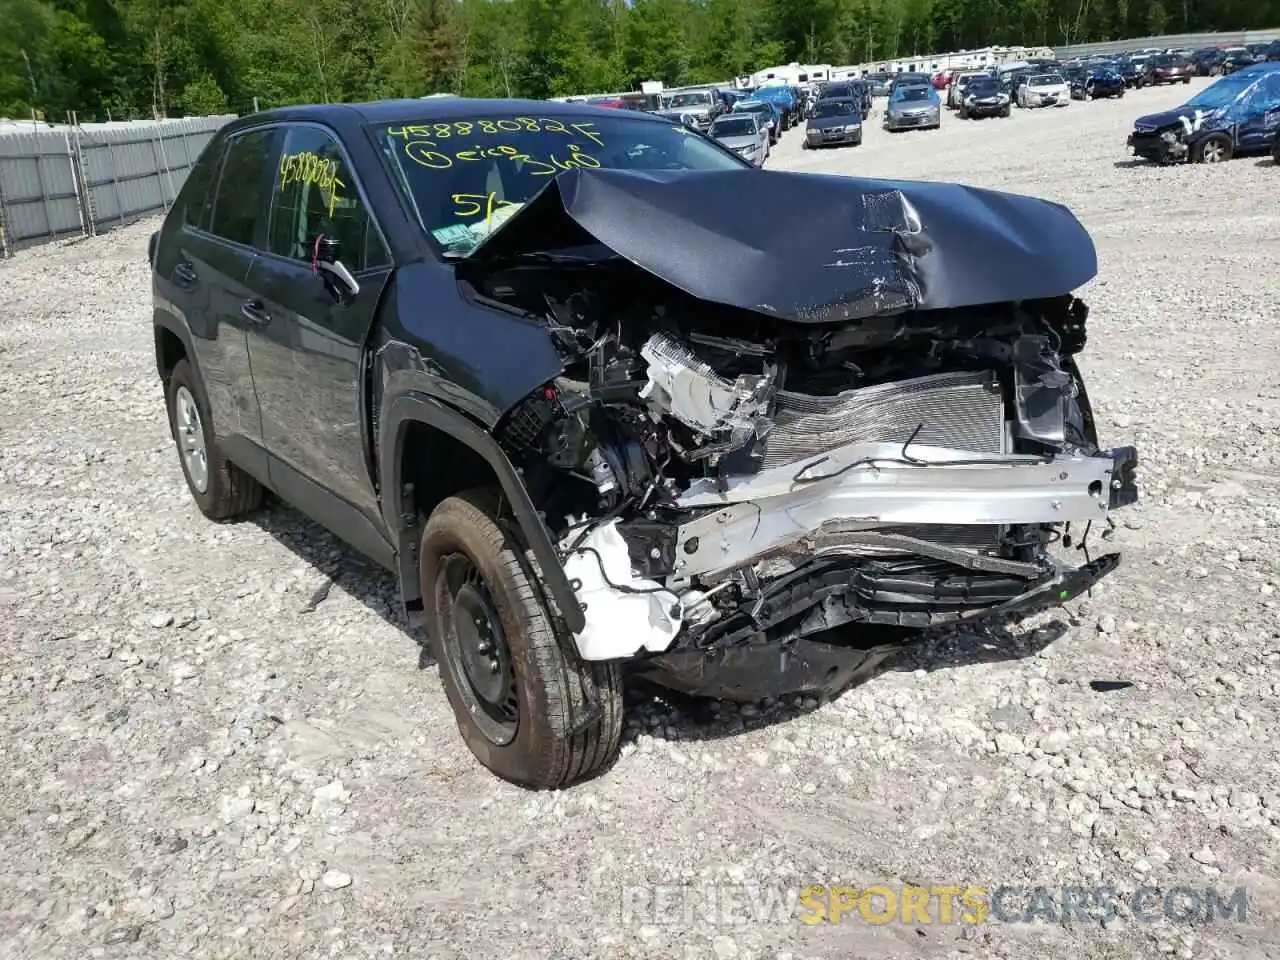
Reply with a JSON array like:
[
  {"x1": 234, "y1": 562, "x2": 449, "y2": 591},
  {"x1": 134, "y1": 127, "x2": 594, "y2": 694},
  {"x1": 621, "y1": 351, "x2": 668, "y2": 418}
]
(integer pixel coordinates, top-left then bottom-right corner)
[
  {"x1": 159, "y1": 127, "x2": 280, "y2": 476},
  {"x1": 243, "y1": 122, "x2": 393, "y2": 523}
]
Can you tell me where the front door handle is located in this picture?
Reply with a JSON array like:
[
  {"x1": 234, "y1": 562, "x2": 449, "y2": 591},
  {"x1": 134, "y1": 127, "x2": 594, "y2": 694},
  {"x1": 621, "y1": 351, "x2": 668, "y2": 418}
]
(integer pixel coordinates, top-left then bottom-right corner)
[{"x1": 241, "y1": 299, "x2": 271, "y2": 326}]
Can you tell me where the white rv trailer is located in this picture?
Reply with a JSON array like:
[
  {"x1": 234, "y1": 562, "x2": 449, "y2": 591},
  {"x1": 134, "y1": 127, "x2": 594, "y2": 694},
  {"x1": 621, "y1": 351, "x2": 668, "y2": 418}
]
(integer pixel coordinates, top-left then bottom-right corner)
[{"x1": 747, "y1": 63, "x2": 833, "y2": 88}]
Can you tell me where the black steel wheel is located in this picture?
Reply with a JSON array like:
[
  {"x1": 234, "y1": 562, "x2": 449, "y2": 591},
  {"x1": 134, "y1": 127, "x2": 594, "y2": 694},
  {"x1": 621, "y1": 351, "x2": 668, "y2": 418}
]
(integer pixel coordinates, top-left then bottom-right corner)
[
  {"x1": 420, "y1": 488, "x2": 623, "y2": 789},
  {"x1": 435, "y1": 553, "x2": 519, "y2": 745}
]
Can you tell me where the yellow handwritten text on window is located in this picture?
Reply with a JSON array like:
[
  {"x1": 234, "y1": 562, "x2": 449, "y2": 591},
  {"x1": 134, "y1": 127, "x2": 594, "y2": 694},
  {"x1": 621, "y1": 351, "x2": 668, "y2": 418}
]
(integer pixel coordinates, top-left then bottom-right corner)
[
  {"x1": 386, "y1": 118, "x2": 604, "y2": 148},
  {"x1": 404, "y1": 139, "x2": 601, "y2": 176},
  {"x1": 279, "y1": 152, "x2": 346, "y2": 218}
]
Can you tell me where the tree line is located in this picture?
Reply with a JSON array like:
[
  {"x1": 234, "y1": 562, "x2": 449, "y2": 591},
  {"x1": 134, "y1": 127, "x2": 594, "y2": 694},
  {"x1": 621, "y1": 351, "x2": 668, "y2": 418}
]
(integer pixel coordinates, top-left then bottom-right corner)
[{"x1": 2, "y1": 0, "x2": 1276, "y2": 122}]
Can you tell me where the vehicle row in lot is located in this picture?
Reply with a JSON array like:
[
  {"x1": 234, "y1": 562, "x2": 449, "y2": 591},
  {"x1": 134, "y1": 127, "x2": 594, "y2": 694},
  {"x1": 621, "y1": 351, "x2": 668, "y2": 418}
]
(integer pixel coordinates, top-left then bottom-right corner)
[{"x1": 1127, "y1": 61, "x2": 1280, "y2": 164}]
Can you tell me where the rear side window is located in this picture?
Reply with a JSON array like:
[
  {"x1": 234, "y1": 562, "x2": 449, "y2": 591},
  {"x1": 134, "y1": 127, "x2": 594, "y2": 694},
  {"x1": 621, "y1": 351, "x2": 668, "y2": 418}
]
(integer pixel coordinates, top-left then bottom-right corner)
[
  {"x1": 266, "y1": 125, "x2": 390, "y2": 272},
  {"x1": 209, "y1": 129, "x2": 277, "y2": 246},
  {"x1": 178, "y1": 140, "x2": 224, "y2": 230}
]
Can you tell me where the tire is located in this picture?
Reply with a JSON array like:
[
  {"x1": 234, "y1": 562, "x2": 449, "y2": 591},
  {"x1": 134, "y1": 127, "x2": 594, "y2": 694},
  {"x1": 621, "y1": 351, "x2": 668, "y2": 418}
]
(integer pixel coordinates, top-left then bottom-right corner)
[
  {"x1": 1183, "y1": 77, "x2": 1191, "y2": 84},
  {"x1": 1193, "y1": 134, "x2": 1233, "y2": 164},
  {"x1": 420, "y1": 489, "x2": 623, "y2": 790},
  {"x1": 165, "y1": 358, "x2": 263, "y2": 521},
  {"x1": 1000, "y1": 105, "x2": 1010, "y2": 117}
]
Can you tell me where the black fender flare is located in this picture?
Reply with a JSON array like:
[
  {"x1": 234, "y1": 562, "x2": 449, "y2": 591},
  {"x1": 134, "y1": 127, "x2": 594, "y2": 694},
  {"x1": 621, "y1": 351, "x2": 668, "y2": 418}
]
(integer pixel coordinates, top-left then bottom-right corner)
[
  {"x1": 380, "y1": 392, "x2": 585, "y2": 635},
  {"x1": 152, "y1": 313, "x2": 196, "y2": 381}
]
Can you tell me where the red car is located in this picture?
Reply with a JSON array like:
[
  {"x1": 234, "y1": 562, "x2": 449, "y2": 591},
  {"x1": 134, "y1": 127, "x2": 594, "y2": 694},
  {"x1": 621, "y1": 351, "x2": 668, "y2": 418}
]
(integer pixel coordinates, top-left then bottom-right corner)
[
  {"x1": 933, "y1": 70, "x2": 953, "y2": 90},
  {"x1": 1144, "y1": 56, "x2": 1194, "y2": 85}
]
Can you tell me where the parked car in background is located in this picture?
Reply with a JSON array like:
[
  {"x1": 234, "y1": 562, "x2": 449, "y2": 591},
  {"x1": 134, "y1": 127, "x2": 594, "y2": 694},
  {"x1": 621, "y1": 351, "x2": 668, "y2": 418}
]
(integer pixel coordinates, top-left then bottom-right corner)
[
  {"x1": 819, "y1": 80, "x2": 872, "y2": 117},
  {"x1": 933, "y1": 69, "x2": 953, "y2": 90},
  {"x1": 1003, "y1": 69, "x2": 1034, "y2": 104},
  {"x1": 883, "y1": 82, "x2": 941, "y2": 130},
  {"x1": 1115, "y1": 57, "x2": 1147, "y2": 86},
  {"x1": 710, "y1": 112, "x2": 770, "y2": 166},
  {"x1": 1127, "y1": 62, "x2": 1280, "y2": 164},
  {"x1": 752, "y1": 84, "x2": 800, "y2": 129},
  {"x1": 949, "y1": 71, "x2": 989, "y2": 109},
  {"x1": 1018, "y1": 72, "x2": 1070, "y2": 107},
  {"x1": 865, "y1": 72, "x2": 893, "y2": 96},
  {"x1": 1143, "y1": 54, "x2": 1195, "y2": 86},
  {"x1": 889, "y1": 72, "x2": 932, "y2": 95},
  {"x1": 804, "y1": 97, "x2": 863, "y2": 147},
  {"x1": 1189, "y1": 47, "x2": 1226, "y2": 76},
  {"x1": 733, "y1": 98, "x2": 782, "y2": 143},
  {"x1": 1221, "y1": 47, "x2": 1260, "y2": 74},
  {"x1": 656, "y1": 89, "x2": 724, "y2": 132},
  {"x1": 1069, "y1": 64, "x2": 1125, "y2": 100},
  {"x1": 957, "y1": 76, "x2": 1010, "y2": 118}
]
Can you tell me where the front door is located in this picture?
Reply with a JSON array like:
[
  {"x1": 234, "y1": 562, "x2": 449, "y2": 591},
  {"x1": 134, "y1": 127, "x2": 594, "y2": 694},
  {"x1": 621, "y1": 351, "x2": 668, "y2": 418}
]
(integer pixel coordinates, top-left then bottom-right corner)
[
  {"x1": 243, "y1": 122, "x2": 393, "y2": 523},
  {"x1": 1235, "y1": 73, "x2": 1280, "y2": 152}
]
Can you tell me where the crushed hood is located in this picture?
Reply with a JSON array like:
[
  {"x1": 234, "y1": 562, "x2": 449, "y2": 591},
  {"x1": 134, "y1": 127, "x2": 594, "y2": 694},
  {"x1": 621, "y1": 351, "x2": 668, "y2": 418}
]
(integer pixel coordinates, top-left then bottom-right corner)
[
  {"x1": 1133, "y1": 105, "x2": 1226, "y2": 133},
  {"x1": 464, "y1": 168, "x2": 1098, "y2": 324}
]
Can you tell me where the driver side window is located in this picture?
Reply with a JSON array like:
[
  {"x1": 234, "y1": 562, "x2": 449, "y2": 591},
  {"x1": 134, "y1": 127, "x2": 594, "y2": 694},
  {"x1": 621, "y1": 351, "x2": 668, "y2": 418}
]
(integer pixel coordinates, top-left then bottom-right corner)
[{"x1": 266, "y1": 126, "x2": 389, "y2": 272}]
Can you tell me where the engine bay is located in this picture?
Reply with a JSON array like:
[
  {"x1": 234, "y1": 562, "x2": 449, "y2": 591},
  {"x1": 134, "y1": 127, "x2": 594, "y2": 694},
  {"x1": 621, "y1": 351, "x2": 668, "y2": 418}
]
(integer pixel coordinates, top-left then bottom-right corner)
[{"x1": 461, "y1": 253, "x2": 1138, "y2": 662}]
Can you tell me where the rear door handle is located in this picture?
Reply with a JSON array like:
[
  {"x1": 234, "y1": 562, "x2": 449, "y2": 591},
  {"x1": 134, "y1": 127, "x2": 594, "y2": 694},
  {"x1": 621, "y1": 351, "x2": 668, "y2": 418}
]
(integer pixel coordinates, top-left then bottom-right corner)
[
  {"x1": 173, "y1": 262, "x2": 198, "y2": 286},
  {"x1": 241, "y1": 299, "x2": 271, "y2": 326}
]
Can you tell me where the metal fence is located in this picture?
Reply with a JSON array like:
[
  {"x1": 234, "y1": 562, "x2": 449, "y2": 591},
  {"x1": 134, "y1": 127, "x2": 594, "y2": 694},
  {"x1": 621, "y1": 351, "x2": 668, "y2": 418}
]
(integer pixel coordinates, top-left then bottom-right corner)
[
  {"x1": 0, "y1": 114, "x2": 237, "y2": 258},
  {"x1": 1055, "y1": 28, "x2": 1280, "y2": 58}
]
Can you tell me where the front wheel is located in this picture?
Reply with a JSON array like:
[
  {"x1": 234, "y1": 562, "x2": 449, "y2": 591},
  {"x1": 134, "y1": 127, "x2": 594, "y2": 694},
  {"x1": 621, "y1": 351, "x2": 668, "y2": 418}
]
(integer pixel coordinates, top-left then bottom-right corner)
[
  {"x1": 420, "y1": 490, "x2": 623, "y2": 790},
  {"x1": 1000, "y1": 105, "x2": 1010, "y2": 117},
  {"x1": 1194, "y1": 133, "x2": 1233, "y2": 164}
]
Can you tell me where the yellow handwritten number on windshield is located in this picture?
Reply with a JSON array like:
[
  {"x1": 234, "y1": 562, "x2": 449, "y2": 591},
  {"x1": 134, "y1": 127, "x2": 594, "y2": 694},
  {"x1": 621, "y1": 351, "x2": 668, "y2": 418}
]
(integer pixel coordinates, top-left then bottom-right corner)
[{"x1": 451, "y1": 192, "x2": 517, "y2": 219}]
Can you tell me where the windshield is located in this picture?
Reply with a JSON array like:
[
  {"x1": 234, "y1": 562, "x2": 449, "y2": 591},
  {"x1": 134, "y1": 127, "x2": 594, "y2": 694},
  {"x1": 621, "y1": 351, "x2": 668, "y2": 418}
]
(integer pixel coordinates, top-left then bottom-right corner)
[
  {"x1": 968, "y1": 80, "x2": 1000, "y2": 95},
  {"x1": 664, "y1": 92, "x2": 711, "y2": 108},
  {"x1": 711, "y1": 116, "x2": 755, "y2": 136},
  {"x1": 376, "y1": 114, "x2": 746, "y2": 256},
  {"x1": 1028, "y1": 73, "x2": 1063, "y2": 85},
  {"x1": 894, "y1": 86, "x2": 933, "y2": 102},
  {"x1": 813, "y1": 99, "x2": 858, "y2": 117},
  {"x1": 739, "y1": 102, "x2": 771, "y2": 115},
  {"x1": 1186, "y1": 72, "x2": 1257, "y2": 109}
]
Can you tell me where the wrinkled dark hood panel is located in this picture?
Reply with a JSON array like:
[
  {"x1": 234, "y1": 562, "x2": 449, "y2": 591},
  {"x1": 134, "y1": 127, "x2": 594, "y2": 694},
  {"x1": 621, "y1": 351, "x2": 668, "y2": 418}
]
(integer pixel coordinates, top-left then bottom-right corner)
[
  {"x1": 1133, "y1": 106, "x2": 1201, "y2": 129},
  {"x1": 466, "y1": 168, "x2": 1098, "y2": 324}
]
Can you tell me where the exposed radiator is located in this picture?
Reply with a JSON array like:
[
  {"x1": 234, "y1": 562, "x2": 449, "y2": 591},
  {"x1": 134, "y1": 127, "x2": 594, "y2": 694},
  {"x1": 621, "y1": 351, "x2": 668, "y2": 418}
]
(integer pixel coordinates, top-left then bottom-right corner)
[{"x1": 759, "y1": 370, "x2": 1007, "y2": 470}]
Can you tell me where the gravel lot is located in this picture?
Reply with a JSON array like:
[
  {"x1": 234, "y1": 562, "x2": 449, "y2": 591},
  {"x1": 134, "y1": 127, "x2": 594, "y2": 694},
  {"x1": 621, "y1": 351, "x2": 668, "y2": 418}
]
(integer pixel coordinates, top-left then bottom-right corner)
[{"x1": 3, "y1": 79, "x2": 1280, "y2": 960}]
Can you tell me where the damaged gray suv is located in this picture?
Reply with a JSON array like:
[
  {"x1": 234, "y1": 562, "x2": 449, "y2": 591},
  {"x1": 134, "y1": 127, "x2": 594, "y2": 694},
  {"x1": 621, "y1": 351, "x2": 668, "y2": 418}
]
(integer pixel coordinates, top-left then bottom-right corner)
[{"x1": 149, "y1": 97, "x2": 1138, "y2": 789}]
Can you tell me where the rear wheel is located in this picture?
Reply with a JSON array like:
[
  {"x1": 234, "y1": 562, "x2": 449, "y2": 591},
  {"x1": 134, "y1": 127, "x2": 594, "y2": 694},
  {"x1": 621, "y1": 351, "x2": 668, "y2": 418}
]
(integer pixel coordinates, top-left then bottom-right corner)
[
  {"x1": 420, "y1": 489, "x2": 623, "y2": 789},
  {"x1": 165, "y1": 358, "x2": 263, "y2": 521}
]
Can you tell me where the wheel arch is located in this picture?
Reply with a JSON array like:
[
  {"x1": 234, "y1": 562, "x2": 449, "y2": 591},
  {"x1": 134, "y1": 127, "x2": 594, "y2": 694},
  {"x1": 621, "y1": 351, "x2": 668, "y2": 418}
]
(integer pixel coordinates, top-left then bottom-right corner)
[
  {"x1": 381, "y1": 392, "x2": 585, "y2": 635},
  {"x1": 154, "y1": 316, "x2": 193, "y2": 383}
]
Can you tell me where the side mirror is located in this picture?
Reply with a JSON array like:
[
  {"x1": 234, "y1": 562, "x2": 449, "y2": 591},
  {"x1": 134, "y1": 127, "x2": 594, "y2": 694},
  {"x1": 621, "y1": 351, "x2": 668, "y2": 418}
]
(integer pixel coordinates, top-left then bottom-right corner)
[
  {"x1": 316, "y1": 258, "x2": 360, "y2": 298},
  {"x1": 312, "y1": 233, "x2": 341, "y2": 264},
  {"x1": 310, "y1": 233, "x2": 360, "y2": 298}
]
